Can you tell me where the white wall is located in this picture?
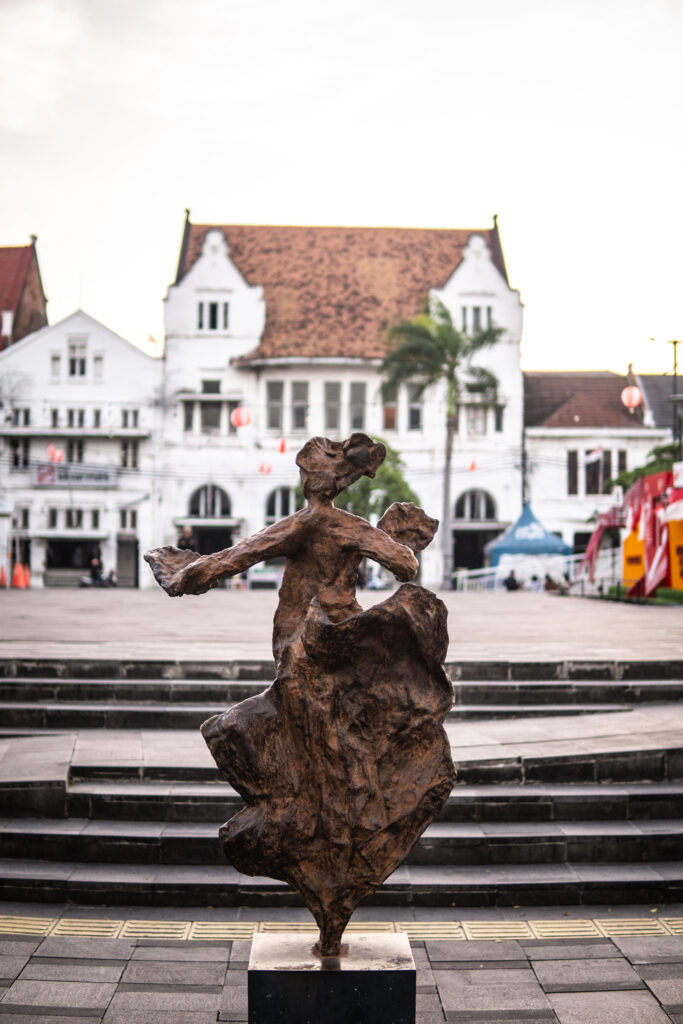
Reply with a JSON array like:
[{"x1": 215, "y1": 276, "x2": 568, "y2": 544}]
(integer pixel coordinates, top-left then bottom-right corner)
[{"x1": 0, "y1": 310, "x2": 161, "y2": 587}]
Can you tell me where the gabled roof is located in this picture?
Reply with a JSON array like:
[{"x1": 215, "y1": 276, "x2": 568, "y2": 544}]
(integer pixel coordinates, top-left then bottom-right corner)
[
  {"x1": 174, "y1": 218, "x2": 508, "y2": 361},
  {"x1": 0, "y1": 245, "x2": 34, "y2": 313},
  {"x1": 637, "y1": 374, "x2": 675, "y2": 431},
  {"x1": 524, "y1": 371, "x2": 645, "y2": 429},
  {"x1": 0, "y1": 309, "x2": 159, "y2": 363}
]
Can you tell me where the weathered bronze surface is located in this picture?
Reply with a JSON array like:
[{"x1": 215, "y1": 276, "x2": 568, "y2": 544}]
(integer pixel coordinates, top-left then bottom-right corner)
[{"x1": 145, "y1": 434, "x2": 455, "y2": 956}]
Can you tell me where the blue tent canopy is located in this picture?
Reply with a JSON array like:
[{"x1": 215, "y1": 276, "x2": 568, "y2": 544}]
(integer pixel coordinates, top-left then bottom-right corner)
[{"x1": 489, "y1": 502, "x2": 572, "y2": 566}]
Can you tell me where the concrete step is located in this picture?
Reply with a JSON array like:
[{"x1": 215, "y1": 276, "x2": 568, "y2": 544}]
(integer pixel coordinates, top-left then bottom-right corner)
[
  {"x1": 0, "y1": 856, "x2": 679, "y2": 906},
  {"x1": 63, "y1": 779, "x2": 683, "y2": 823},
  {"x1": 2, "y1": 816, "x2": 682, "y2": 867},
  {"x1": 3, "y1": 657, "x2": 683, "y2": 681},
  {"x1": 66, "y1": 742, "x2": 683, "y2": 786},
  {"x1": 0, "y1": 700, "x2": 633, "y2": 729},
  {"x1": 2, "y1": 677, "x2": 682, "y2": 704}
]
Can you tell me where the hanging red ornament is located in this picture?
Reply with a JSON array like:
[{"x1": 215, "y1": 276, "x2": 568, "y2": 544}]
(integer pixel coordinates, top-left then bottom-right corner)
[
  {"x1": 621, "y1": 386, "x2": 642, "y2": 412},
  {"x1": 230, "y1": 406, "x2": 252, "y2": 429},
  {"x1": 276, "y1": 438, "x2": 288, "y2": 454},
  {"x1": 46, "y1": 443, "x2": 55, "y2": 458},
  {"x1": 468, "y1": 460, "x2": 478, "y2": 472},
  {"x1": 259, "y1": 462, "x2": 272, "y2": 475},
  {"x1": 51, "y1": 448, "x2": 64, "y2": 463}
]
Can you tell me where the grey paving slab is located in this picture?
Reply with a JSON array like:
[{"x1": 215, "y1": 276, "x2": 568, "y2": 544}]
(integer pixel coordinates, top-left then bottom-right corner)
[
  {"x1": 105, "y1": 989, "x2": 220, "y2": 1011},
  {"x1": 531, "y1": 955, "x2": 644, "y2": 992},
  {"x1": 18, "y1": 962, "x2": 124, "y2": 983},
  {"x1": 0, "y1": 942, "x2": 42, "y2": 958},
  {"x1": 0, "y1": 1016, "x2": 102, "y2": 1023},
  {"x1": 227, "y1": 940, "x2": 252, "y2": 965},
  {"x1": 0, "y1": 955, "x2": 32, "y2": 982},
  {"x1": 33, "y1": 939, "x2": 135, "y2": 961},
  {"x1": 643, "y1": 977, "x2": 683, "y2": 1011},
  {"x1": 218, "y1": 984, "x2": 248, "y2": 1021},
  {"x1": 130, "y1": 944, "x2": 230, "y2": 962},
  {"x1": 0, "y1": 979, "x2": 117, "y2": 1009},
  {"x1": 436, "y1": 971, "x2": 554, "y2": 1018},
  {"x1": 426, "y1": 939, "x2": 526, "y2": 963},
  {"x1": 120, "y1": 959, "x2": 226, "y2": 985},
  {"x1": 638, "y1": 963, "x2": 683, "y2": 980},
  {"x1": 613, "y1": 935, "x2": 683, "y2": 963},
  {"x1": 102, "y1": 1012, "x2": 218, "y2": 1024},
  {"x1": 549, "y1": 989, "x2": 673, "y2": 1023},
  {"x1": 520, "y1": 940, "x2": 621, "y2": 959}
]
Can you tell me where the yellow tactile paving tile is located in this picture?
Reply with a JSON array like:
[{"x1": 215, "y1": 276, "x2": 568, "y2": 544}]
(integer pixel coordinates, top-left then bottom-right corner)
[
  {"x1": 0, "y1": 915, "x2": 55, "y2": 935},
  {"x1": 188, "y1": 921, "x2": 256, "y2": 940},
  {"x1": 660, "y1": 917, "x2": 683, "y2": 934},
  {"x1": 1, "y1": 914, "x2": 682, "y2": 940},
  {"x1": 396, "y1": 922, "x2": 465, "y2": 940},
  {"x1": 595, "y1": 917, "x2": 670, "y2": 936},
  {"x1": 51, "y1": 919, "x2": 123, "y2": 937},
  {"x1": 528, "y1": 919, "x2": 601, "y2": 938},
  {"x1": 462, "y1": 921, "x2": 535, "y2": 940},
  {"x1": 119, "y1": 920, "x2": 191, "y2": 940}
]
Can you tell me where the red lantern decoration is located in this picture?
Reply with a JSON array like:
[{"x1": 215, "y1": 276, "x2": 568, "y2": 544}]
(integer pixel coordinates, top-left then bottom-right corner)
[
  {"x1": 621, "y1": 385, "x2": 642, "y2": 412},
  {"x1": 468, "y1": 460, "x2": 478, "y2": 472},
  {"x1": 259, "y1": 462, "x2": 272, "y2": 475},
  {"x1": 46, "y1": 443, "x2": 55, "y2": 458},
  {"x1": 51, "y1": 448, "x2": 64, "y2": 463},
  {"x1": 276, "y1": 438, "x2": 288, "y2": 454},
  {"x1": 230, "y1": 406, "x2": 251, "y2": 429}
]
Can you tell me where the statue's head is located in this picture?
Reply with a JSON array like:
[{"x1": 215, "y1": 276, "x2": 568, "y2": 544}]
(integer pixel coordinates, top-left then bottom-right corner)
[{"x1": 296, "y1": 433, "x2": 386, "y2": 501}]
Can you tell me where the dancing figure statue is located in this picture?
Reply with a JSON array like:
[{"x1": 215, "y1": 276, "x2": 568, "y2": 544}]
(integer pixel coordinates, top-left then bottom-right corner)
[{"x1": 145, "y1": 433, "x2": 455, "y2": 956}]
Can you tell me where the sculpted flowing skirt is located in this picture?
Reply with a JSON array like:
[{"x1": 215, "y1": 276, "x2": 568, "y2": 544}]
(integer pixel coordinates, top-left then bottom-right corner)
[{"x1": 201, "y1": 582, "x2": 456, "y2": 953}]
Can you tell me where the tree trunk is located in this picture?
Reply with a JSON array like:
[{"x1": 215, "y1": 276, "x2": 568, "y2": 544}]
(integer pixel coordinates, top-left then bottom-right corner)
[{"x1": 441, "y1": 407, "x2": 456, "y2": 590}]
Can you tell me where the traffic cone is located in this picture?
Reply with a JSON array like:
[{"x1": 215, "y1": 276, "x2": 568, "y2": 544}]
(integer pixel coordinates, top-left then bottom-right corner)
[
  {"x1": 23, "y1": 563, "x2": 30, "y2": 588},
  {"x1": 11, "y1": 563, "x2": 25, "y2": 589},
  {"x1": 0, "y1": 565, "x2": 6, "y2": 588}
]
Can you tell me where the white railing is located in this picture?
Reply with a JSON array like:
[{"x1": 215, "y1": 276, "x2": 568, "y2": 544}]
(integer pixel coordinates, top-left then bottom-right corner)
[{"x1": 453, "y1": 548, "x2": 623, "y2": 595}]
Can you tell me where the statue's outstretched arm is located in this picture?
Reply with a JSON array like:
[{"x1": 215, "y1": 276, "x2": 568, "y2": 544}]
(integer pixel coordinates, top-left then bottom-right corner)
[
  {"x1": 354, "y1": 518, "x2": 419, "y2": 581},
  {"x1": 145, "y1": 516, "x2": 301, "y2": 596}
]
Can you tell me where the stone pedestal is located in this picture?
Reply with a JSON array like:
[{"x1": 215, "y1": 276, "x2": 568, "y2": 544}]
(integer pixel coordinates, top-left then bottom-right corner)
[{"x1": 248, "y1": 931, "x2": 416, "y2": 1024}]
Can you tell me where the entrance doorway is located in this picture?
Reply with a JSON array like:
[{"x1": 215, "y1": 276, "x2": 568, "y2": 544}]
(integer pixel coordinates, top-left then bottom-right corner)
[
  {"x1": 194, "y1": 526, "x2": 232, "y2": 555},
  {"x1": 452, "y1": 489, "x2": 505, "y2": 570},
  {"x1": 116, "y1": 538, "x2": 139, "y2": 587}
]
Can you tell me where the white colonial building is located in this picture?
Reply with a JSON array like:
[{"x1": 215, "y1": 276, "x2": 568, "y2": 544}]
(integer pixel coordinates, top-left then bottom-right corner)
[
  {"x1": 1, "y1": 217, "x2": 671, "y2": 589},
  {"x1": 155, "y1": 216, "x2": 525, "y2": 587},
  {"x1": 0, "y1": 311, "x2": 160, "y2": 587}
]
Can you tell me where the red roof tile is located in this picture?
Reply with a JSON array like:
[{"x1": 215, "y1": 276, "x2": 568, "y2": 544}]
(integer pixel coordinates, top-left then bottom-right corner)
[
  {"x1": 176, "y1": 222, "x2": 507, "y2": 361},
  {"x1": 0, "y1": 245, "x2": 33, "y2": 314},
  {"x1": 524, "y1": 372, "x2": 646, "y2": 429}
]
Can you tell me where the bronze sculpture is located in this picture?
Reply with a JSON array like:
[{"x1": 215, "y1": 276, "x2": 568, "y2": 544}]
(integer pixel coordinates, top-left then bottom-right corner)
[{"x1": 145, "y1": 433, "x2": 455, "y2": 956}]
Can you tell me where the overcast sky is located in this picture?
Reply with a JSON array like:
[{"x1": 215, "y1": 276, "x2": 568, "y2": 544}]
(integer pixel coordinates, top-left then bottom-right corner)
[{"x1": 1, "y1": 0, "x2": 681, "y2": 373}]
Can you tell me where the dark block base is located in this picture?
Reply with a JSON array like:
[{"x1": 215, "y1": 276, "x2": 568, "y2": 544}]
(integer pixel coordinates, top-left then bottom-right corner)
[{"x1": 248, "y1": 932, "x2": 416, "y2": 1024}]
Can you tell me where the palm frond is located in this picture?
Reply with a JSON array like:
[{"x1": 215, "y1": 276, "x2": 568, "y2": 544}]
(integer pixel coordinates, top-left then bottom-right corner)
[
  {"x1": 465, "y1": 365, "x2": 499, "y2": 401},
  {"x1": 464, "y1": 325, "x2": 505, "y2": 355}
]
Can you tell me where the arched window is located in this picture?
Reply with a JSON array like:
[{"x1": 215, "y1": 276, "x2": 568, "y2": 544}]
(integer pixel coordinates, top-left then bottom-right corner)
[
  {"x1": 454, "y1": 489, "x2": 496, "y2": 521},
  {"x1": 265, "y1": 487, "x2": 299, "y2": 526},
  {"x1": 188, "y1": 485, "x2": 231, "y2": 518}
]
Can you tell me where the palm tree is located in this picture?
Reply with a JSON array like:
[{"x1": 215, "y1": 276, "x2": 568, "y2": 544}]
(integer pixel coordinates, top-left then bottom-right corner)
[{"x1": 381, "y1": 300, "x2": 503, "y2": 589}]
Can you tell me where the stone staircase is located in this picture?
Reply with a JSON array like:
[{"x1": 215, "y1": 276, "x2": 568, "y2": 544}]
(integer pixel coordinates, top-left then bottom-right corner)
[{"x1": 0, "y1": 665, "x2": 682, "y2": 907}]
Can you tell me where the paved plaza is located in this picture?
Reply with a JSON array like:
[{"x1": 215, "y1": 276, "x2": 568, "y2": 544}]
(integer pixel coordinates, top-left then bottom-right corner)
[
  {"x1": 1, "y1": 588, "x2": 682, "y2": 1020},
  {"x1": 1, "y1": 587, "x2": 682, "y2": 662}
]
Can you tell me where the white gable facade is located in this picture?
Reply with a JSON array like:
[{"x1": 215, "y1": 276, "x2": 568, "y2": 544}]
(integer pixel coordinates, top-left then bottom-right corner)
[{"x1": 0, "y1": 311, "x2": 161, "y2": 587}]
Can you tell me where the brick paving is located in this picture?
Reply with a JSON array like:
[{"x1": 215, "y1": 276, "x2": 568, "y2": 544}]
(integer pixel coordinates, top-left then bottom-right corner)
[
  {"x1": 0, "y1": 588, "x2": 681, "y2": 662},
  {"x1": 1, "y1": 931, "x2": 683, "y2": 1022}
]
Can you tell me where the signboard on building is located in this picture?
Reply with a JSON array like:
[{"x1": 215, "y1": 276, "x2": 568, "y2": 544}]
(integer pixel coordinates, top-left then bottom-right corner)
[{"x1": 33, "y1": 463, "x2": 118, "y2": 488}]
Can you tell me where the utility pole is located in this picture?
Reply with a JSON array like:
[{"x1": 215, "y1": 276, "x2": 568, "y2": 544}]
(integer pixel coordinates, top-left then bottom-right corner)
[{"x1": 667, "y1": 339, "x2": 682, "y2": 461}]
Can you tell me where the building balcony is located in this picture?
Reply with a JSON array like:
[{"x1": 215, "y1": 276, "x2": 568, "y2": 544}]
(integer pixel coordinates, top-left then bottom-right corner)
[{"x1": 0, "y1": 426, "x2": 150, "y2": 439}]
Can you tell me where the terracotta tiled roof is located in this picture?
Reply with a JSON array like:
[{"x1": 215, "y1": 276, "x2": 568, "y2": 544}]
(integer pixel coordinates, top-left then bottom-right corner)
[
  {"x1": 0, "y1": 245, "x2": 32, "y2": 314},
  {"x1": 524, "y1": 371, "x2": 647, "y2": 429},
  {"x1": 638, "y1": 374, "x2": 675, "y2": 431},
  {"x1": 176, "y1": 222, "x2": 507, "y2": 361}
]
